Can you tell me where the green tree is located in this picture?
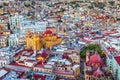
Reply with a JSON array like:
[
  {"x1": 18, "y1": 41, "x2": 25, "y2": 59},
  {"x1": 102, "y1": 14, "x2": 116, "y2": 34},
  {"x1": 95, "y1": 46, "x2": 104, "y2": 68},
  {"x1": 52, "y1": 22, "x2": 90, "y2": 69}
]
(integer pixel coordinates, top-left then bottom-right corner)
[
  {"x1": 80, "y1": 44, "x2": 103, "y2": 58},
  {"x1": 0, "y1": 5, "x2": 3, "y2": 8},
  {"x1": 60, "y1": 8, "x2": 65, "y2": 12},
  {"x1": 109, "y1": 1, "x2": 115, "y2": 6},
  {"x1": 117, "y1": 18, "x2": 120, "y2": 21},
  {"x1": 88, "y1": 6, "x2": 94, "y2": 9}
]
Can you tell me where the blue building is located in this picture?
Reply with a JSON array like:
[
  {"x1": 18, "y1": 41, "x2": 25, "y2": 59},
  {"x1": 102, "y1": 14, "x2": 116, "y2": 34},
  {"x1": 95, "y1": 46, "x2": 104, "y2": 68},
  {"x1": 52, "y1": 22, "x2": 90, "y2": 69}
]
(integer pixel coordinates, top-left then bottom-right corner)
[
  {"x1": 106, "y1": 55, "x2": 120, "y2": 80},
  {"x1": 8, "y1": 34, "x2": 18, "y2": 46}
]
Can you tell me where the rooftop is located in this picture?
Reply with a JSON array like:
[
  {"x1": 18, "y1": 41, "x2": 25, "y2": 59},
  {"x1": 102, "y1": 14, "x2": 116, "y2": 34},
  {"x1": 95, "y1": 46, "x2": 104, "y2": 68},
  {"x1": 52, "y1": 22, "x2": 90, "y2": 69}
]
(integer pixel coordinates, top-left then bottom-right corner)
[
  {"x1": 114, "y1": 56, "x2": 120, "y2": 66},
  {"x1": 14, "y1": 49, "x2": 33, "y2": 58},
  {"x1": 33, "y1": 72, "x2": 56, "y2": 80},
  {"x1": 0, "y1": 69, "x2": 8, "y2": 78}
]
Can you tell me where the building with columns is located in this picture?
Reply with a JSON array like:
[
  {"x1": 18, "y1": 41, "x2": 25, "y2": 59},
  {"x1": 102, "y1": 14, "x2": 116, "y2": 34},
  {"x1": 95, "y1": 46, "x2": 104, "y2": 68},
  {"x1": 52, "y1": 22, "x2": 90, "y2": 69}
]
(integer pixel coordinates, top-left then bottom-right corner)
[
  {"x1": 9, "y1": 13, "x2": 23, "y2": 30},
  {"x1": 0, "y1": 36, "x2": 8, "y2": 47}
]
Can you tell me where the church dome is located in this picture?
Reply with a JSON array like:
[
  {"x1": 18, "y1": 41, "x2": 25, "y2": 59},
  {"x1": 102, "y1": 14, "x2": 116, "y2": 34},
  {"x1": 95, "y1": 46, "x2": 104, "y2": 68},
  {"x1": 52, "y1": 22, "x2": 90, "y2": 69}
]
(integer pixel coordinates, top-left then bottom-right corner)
[
  {"x1": 44, "y1": 30, "x2": 52, "y2": 34},
  {"x1": 93, "y1": 68, "x2": 105, "y2": 78},
  {"x1": 90, "y1": 52, "x2": 102, "y2": 66}
]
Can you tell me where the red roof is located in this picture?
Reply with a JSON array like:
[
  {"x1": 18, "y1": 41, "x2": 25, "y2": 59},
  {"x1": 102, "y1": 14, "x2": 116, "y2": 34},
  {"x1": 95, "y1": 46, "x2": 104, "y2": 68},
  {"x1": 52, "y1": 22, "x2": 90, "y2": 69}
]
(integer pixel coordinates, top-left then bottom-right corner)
[
  {"x1": 14, "y1": 49, "x2": 33, "y2": 58},
  {"x1": 53, "y1": 33, "x2": 57, "y2": 36},
  {"x1": 116, "y1": 35, "x2": 120, "y2": 38},
  {"x1": 93, "y1": 68, "x2": 105, "y2": 78},
  {"x1": 97, "y1": 16, "x2": 104, "y2": 19},
  {"x1": 36, "y1": 50, "x2": 50, "y2": 59},
  {"x1": 106, "y1": 47, "x2": 116, "y2": 52},
  {"x1": 55, "y1": 5, "x2": 60, "y2": 8},
  {"x1": 90, "y1": 31, "x2": 97, "y2": 34},
  {"x1": 41, "y1": 50, "x2": 50, "y2": 59},
  {"x1": 33, "y1": 74, "x2": 46, "y2": 79},
  {"x1": 0, "y1": 31, "x2": 3, "y2": 35},
  {"x1": 114, "y1": 56, "x2": 120, "y2": 66},
  {"x1": 105, "y1": 15, "x2": 109, "y2": 19},
  {"x1": 34, "y1": 62, "x2": 44, "y2": 68},
  {"x1": 44, "y1": 30, "x2": 52, "y2": 34},
  {"x1": 62, "y1": 53, "x2": 68, "y2": 59},
  {"x1": 90, "y1": 52, "x2": 102, "y2": 65}
]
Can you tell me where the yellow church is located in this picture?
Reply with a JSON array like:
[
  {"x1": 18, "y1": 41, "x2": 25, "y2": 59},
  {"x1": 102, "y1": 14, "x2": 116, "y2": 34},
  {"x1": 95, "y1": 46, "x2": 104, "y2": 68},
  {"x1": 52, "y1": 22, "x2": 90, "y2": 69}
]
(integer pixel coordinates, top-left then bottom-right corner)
[
  {"x1": 42, "y1": 30, "x2": 62, "y2": 49},
  {"x1": 26, "y1": 29, "x2": 42, "y2": 50},
  {"x1": 26, "y1": 29, "x2": 62, "y2": 50}
]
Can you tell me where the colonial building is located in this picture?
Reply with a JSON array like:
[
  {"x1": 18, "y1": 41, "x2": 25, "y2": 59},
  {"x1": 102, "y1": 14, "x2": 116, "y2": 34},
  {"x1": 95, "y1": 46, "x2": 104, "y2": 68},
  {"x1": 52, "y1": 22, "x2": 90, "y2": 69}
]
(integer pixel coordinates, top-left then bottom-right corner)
[
  {"x1": 26, "y1": 29, "x2": 42, "y2": 50},
  {"x1": 42, "y1": 30, "x2": 62, "y2": 49},
  {"x1": 0, "y1": 22, "x2": 8, "y2": 30},
  {"x1": 34, "y1": 51, "x2": 80, "y2": 79},
  {"x1": 0, "y1": 56, "x2": 10, "y2": 68},
  {"x1": 101, "y1": 37, "x2": 120, "y2": 80},
  {"x1": 26, "y1": 29, "x2": 62, "y2": 50},
  {"x1": 85, "y1": 51, "x2": 113, "y2": 80},
  {"x1": 18, "y1": 35, "x2": 26, "y2": 45},
  {"x1": 20, "y1": 21, "x2": 48, "y2": 34},
  {"x1": 106, "y1": 55, "x2": 120, "y2": 80},
  {"x1": 0, "y1": 36, "x2": 8, "y2": 47},
  {"x1": 9, "y1": 13, "x2": 23, "y2": 29},
  {"x1": 8, "y1": 34, "x2": 18, "y2": 46},
  {"x1": 68, "y1": 53, "x2": 80, "y2": 64}
]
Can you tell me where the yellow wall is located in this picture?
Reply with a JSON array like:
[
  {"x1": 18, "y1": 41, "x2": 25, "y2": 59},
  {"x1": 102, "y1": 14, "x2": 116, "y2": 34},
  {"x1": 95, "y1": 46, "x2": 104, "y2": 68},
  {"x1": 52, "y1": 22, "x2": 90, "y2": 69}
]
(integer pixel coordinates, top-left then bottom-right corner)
[
  {"x1": 0, "y1": 9, "x2": 3, "y2": 14},
  {"x1": 43, "y1": 36, "x2": 62, "y2": 49},
  {"x1": 26, "y1": 30, "x2": 62, "y2": 50},
  {"x1": 74, "y1": 68, "x2": 80, "y2": 77}
]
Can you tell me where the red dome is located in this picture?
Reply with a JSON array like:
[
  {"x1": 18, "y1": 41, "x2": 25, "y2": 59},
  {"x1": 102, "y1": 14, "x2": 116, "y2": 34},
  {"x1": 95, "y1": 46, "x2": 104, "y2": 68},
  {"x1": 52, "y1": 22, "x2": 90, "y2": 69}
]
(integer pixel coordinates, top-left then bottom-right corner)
[
  {"x1": 90, "y1": 52, "x2": 102, "y2": 65},
  {"x1": 93, "y1": 68, "x2": 105, "y2": 78},
  {"x1": 44, "y1": 30, "x2": 52, "y2": 34}
]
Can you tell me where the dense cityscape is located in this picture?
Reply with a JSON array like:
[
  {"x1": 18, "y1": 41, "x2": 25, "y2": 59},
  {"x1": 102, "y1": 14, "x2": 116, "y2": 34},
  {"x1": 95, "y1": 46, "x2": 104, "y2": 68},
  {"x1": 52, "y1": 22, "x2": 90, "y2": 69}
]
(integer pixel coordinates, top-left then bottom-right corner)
[{"x1": 0, "y1": 0, "x2": 120, "y2": 80}]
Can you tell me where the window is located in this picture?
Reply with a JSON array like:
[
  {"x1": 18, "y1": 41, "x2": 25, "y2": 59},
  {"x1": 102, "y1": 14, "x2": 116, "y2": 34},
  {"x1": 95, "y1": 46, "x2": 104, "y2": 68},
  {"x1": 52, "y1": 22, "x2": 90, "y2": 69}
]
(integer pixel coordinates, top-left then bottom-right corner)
[
  {"x1": 62, "y1": 68, "x2": 65, "y2": 71},
  {"x1": 89, "y1": 77, "x2": 91, "y2": 80},
  {"x1": 87, "y1": 76, "x2": 88, "y2": 79}
]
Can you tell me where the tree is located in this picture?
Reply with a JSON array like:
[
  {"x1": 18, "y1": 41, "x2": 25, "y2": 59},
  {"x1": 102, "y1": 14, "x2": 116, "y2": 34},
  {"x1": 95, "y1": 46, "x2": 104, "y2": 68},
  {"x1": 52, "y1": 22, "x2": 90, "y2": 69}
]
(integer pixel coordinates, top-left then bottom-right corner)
[
  {"x1": 117, "y1": 18, "x2": 120, "y2": 21},
  {"x1": 80, "y1": 44, "x2": 103, "y2": 58},
  {"x1": 60, "y1": 8, "x2": 65, "y2": 12},
  {"x1": 109, "y1": 1, "x2": 115, "y2": 6},
  {"x1": 97, "y1": 3, "x2": 106, "y2": 9},
  {"x1": 58, "y1": 19, "x2": 63, "y2": 23},
  {"x1": 0, "y1": 5, "x2": 3, "y2": 8},
  {"x1": 88, "y1": 6, "x2": 94, "y2": 9}
]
